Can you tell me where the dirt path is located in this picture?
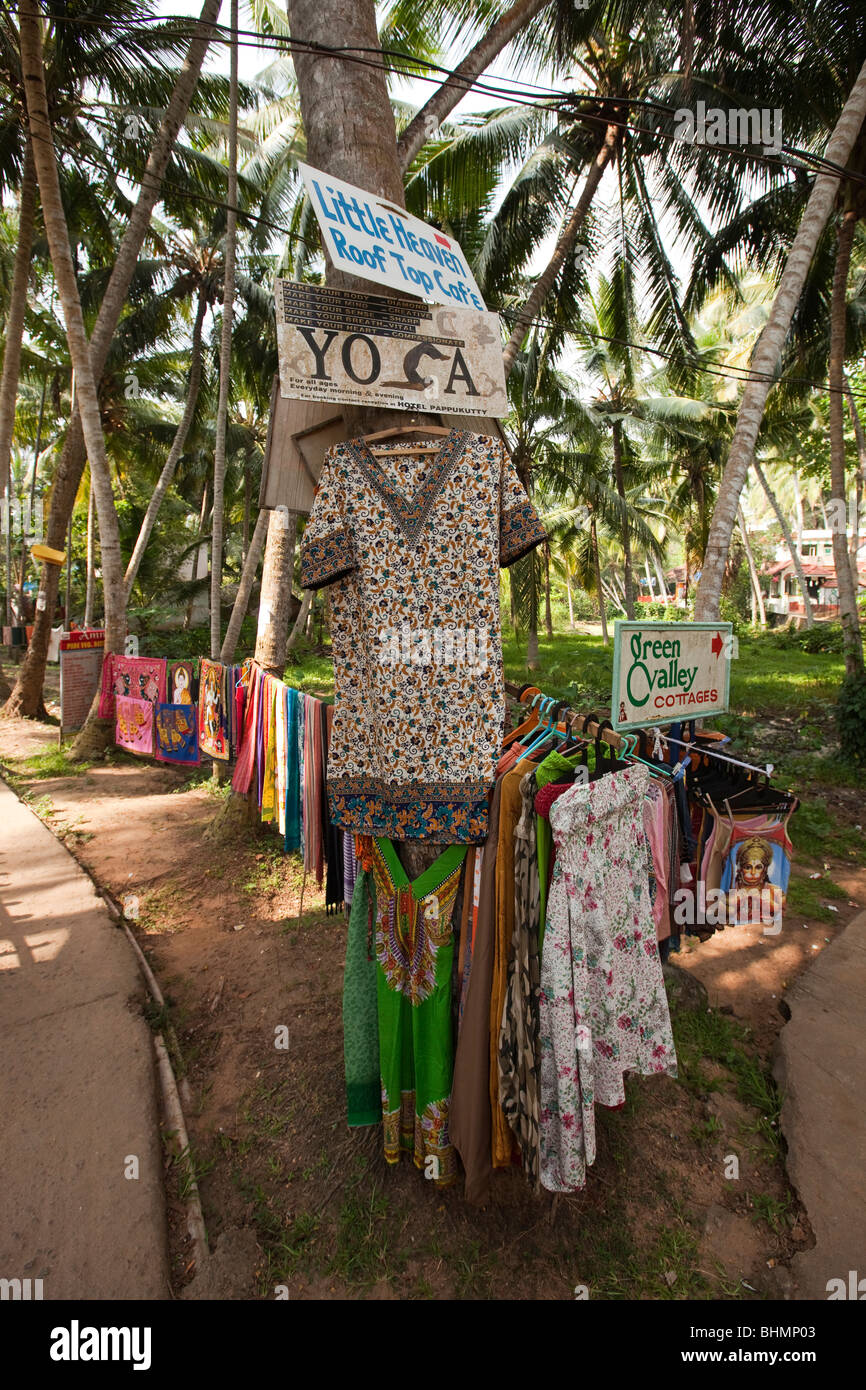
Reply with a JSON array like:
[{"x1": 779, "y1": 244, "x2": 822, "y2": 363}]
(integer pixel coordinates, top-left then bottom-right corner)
[{"x1": 1, "y1": 702, "x2": 860, "y2": 1300}]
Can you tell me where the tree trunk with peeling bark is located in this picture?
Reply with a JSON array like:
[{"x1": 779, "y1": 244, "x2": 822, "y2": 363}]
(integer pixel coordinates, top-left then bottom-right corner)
[
  {"x1": 695, "y1": 56, "x2": 866, "y2": 622},
  {"x1": 254, "y1": 507, "x2": 297, "y2": 677}
]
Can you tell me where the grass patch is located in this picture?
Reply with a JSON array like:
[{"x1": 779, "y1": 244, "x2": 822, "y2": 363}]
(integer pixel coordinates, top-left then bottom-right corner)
[
  {"x1": 329, "y1": 1186, "x2": 399, "y2": 1289},
  {"x1": 751, "y1": 1191, "x2": 793, "y2": 1234},
  {"x1": 788, "y1": 799, "x2": 866, "y2": 865},
  {"x1": 12, "y1": 747, "x2": 93, "y2": 778},
  {"x1": 785, "y1": 875, "x2": 845, "y2": 922}
]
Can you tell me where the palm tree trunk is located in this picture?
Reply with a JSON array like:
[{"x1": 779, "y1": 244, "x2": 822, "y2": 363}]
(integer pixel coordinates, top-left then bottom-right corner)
[
  {"x1": 186, "y1": 483, "x2": 209, "y2": 629},
  {"x1": 220, "y1": 504, "x2": 267, "y2": 663},
  {"x1": 210, "y1": 0, "x2": 239, "y2": 660},
  {"x1": 19, "y1": 0, "x2": 127, "y2": 754},
  {"x1": 3, "y1": 0, "x2": 221, "y2": 721},
  {"x1": 254, "y1": 508, "x2": 297, "y2": 677},
  {"x1": 0, "y1": 135, "x2": 36, "y2": 626},
  {"x1": 543, "y1": 541, "x2": 553, "y2": 637},
  {"x1": 752, "y1": 458, "x2": 814, "y2": 627},
  {"x1": 242, "y1": 466, "x2": 251, "y2": 562},
  {"x1": 602, "y1": 578, "x2": 624, "y2": 614},
  {"x1": 591, "y1": 515, "x2": 608, "y2": 645},
  {"x1": 652, "y1": 552, "x2": 668, "y2": 605},
  {"x1": 694, "y1": 54, "x2": 866, "y2": 623},
  {"x1": 845, "y1": 374, "x2": 866, "y2": 573},
  {"x1": 612, "y1": 419, "x2": 635, "y2": 618},
  {"x1": 793, "y1": 468, "x2": 805, "y2": 547},
  {"x1": 502, "y1": 122, "x2": 619, "y2": 377},
  {"x1": 286, "y1": 588, "x2": 313, "y2": 653},
  {"x1": 738, "y1": 504, "x2": 766, "y2": 628},
  {"x1": 124, "y1": 284, "x2": 208, "y2": 600},
  {"x1": 829, "y1": 206, "x2": 864, "y2": 672},
  {"x1": 84, "y1": 478, "x2": 95, "y2": 627},
  {"x1": 397, "y1": 0, "x2": 552, "y2": 171},
  {"x1": 289, "y1": 0, "x2": 450, "y2": 876}
]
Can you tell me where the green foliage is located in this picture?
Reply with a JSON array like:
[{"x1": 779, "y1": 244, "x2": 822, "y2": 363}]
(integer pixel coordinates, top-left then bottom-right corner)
[
  {"x1": 636, "y1": 601, "x2": 681, "y2": 622},
  {"x1": 836, "y1": 670, "x2": 866, "y2": 766},
  {"x1": 765, "y1": 625, "x2": 845, "y2": 655}
]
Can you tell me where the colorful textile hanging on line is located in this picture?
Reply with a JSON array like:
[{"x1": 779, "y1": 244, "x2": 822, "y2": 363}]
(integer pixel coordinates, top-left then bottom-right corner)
[
  {"x1": 115, "y1": 695, "x2": 154, "y2": 756},
  {"x1": 198, "y1": 658, "x2": 228, "y2": 760},
  {"x1": 99, "y1": 654, "x2": 167, "y2": 718},
  {"x1": 167, "y1": 660, "x2": 197, "y2": 709},
  {"x1": 154, "y1": 702, "x2": 200, "y2": 765}
]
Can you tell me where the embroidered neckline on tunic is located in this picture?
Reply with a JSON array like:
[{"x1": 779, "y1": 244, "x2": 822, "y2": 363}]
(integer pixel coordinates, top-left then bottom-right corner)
[{"x1": 345, "y1": 429, "x2": 471, "y2": 547}]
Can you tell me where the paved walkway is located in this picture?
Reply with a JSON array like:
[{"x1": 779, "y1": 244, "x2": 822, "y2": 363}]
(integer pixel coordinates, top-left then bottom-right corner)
[
  {"x1": 775, "y1": 909, "x2": 866, "y2": 1300},
  {"x1": 0, "y1": 778, "x2": 169, "y2": 1299}
]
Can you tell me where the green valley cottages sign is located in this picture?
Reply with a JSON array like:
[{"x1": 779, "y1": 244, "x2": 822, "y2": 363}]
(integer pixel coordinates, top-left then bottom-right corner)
[{"x1": 612, "y1": 621, "x2": 733, "y2": 730}]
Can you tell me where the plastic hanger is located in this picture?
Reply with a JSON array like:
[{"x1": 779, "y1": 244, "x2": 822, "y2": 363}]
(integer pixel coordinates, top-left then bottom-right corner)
[
  {"x1": 503, "y1": 685, "x2": 543, "y2": 747},
  {"x1": 520, "y1": 697, "x2": 561, "y2": 757}
]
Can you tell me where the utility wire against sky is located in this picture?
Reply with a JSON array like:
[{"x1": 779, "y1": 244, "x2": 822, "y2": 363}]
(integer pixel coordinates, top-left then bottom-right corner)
[{"x1": 13, "y1": 7, "x2": 866, "y2": 188}]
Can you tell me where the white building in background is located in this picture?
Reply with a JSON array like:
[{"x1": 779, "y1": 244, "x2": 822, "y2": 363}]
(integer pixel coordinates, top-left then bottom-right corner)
[{"x1": 764, "y1": 529, "x2": 866, "y2": 619}]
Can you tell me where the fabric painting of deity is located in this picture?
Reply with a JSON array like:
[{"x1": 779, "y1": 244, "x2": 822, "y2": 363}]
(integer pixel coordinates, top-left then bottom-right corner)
[
  {"x1": 198, "y1": 658, "x2": 229, "y2": 760},
  {"x1": 154, "y1": 702, "x2": 200, "y2": 765},
  {"x1": 115, "y1": 695, "x2": 155, "y2": 757},
  {"x1": 167, "y1": 660, "x2": 197, "y2": 710}
]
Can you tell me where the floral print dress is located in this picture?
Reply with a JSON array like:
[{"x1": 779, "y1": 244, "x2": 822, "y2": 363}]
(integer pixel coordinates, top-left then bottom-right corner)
[{"x1": 539, "y1": 764, "x2": 677, "y2": 1192}]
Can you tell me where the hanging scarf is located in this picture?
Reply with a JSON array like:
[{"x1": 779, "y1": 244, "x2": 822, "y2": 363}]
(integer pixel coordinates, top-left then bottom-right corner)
[
  {"x1": 342, "y1": 869, "x2": 380, "y2": 1126},
  {"x1": 261, "y1": 677, "x2": 278, "y2": 823},
  {"x1": 297, "y1": 692, "x2": 306, "y2": 860},
  {"x1": 232, "y1": 663, "x2": 260, "y2": 794},
  {"x1": 285, "y1": 687, "x2": 301, "y2": 852}
]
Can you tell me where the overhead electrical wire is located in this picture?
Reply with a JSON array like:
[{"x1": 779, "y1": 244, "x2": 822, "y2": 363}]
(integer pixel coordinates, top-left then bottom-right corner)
[
  {"x1": 16, "y1": 8, "x2": 866, "y2": 190},
  {"x1": 9, "y1": 7, "x2": 866, "y2": 403}
]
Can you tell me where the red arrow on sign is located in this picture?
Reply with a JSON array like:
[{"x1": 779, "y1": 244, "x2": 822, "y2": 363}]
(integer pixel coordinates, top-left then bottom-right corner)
[{"x1": 711, "y1": 631, "x2": 724, "y2": 657}]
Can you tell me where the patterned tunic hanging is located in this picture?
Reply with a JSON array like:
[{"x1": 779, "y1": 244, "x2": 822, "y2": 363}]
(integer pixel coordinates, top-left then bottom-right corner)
[{"x1": 300, "y1": 431, "x2": 545, "y2": 841}]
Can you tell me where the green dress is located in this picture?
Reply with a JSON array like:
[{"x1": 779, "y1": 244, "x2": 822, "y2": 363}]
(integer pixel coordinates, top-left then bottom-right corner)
[{"x1": 370, "y1": 837, "x2": 467, "y2": 1186}]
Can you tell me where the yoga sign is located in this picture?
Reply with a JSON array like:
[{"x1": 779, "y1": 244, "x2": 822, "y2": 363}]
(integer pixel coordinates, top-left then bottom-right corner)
[{"x1": 611, "y1": 621, "x2": 733, "y2": 730}]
